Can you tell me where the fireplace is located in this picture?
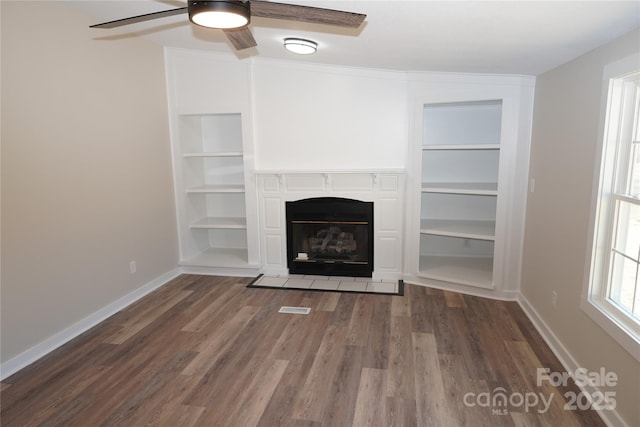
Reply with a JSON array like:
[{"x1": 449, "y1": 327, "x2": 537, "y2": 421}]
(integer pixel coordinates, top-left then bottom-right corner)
[{"x1": 286, "y1": 197, "x2": 374, "y2": 277}]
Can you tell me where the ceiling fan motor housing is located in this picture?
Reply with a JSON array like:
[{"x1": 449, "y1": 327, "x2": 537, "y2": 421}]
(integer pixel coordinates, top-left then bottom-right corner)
[{"x1": 188, "y1": 0, "x2": 251, "y2": 29}]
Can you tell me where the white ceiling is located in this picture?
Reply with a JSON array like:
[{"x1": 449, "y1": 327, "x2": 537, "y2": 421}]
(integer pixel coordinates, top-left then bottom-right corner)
[{"x1": 68, "y1": 0, "x2": 640, "y2": 75}]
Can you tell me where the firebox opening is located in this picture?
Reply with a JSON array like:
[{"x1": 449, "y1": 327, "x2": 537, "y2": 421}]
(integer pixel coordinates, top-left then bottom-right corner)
[{"x1": 286, "y1": 197, "x2": 373, "y2": 277}]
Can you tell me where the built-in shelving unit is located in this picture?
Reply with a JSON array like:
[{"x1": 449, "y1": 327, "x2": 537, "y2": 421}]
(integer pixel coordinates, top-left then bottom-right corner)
[
  {"x1": 176, "y1": 113, "x2": 254, "y2": 270},
  {"x1": 418, "y1": 100, "x2": 502, "y2": 289}
]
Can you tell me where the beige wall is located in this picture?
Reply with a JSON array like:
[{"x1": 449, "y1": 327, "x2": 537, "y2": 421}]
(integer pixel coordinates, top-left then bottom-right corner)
[
  {"x1": 1, "y1": 2, "x2": 178, "y2": 363},
  {"x1": 522, "y1": 28, "x2": 640, "y2": 425}
]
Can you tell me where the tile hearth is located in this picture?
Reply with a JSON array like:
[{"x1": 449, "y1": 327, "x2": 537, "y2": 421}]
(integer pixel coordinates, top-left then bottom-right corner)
[{"x1": 249, "y1": 274, "x2": 403, "y2": 295}]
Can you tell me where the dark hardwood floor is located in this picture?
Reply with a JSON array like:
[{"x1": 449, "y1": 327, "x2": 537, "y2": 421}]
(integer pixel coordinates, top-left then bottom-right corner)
[{"x1": 1, "y1": 274, "x2": 605, "y2": 426}]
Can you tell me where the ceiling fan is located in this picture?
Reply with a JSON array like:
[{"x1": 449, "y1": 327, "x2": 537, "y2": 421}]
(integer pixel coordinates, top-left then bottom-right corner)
[{"x1": 90, "y1": 0, "x2": 367, "y2": 51}]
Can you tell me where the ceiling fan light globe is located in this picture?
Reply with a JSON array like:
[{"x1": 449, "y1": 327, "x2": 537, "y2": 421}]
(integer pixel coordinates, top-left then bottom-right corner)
[
  {"x1": 189, "y1": 1, "x2": 250, "y2": 29},
  {"x1": 192, "y1": 11, "x2": 248, "y2": 28}
]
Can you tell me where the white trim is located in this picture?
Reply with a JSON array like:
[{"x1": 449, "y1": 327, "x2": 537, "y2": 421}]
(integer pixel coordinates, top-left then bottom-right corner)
[
  {"x1": 603, "y1": 53, "x2": 640, "y2": 82},
  {"x1": 260, "y1": 266, "x2": 289, "y2": 277},
  {"x1": 0, "y1": 268, "x2": 181, "y2": 381},
  {"x1": 582, "y1": 55, "x2": 640, "y2": 361},
  {"x1": 580, "y1": 297, "x2": 640, "y2": 361},
  {"x1": 518, "y1": 293, "x2": 629, "y2": 427},
  {"x1": 179, "y1": 265, "x2": 260, "y2": 277}
]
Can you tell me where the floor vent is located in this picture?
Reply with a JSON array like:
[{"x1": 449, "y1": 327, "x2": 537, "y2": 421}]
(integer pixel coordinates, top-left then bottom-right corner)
[{"x1": 278, "y1": 306, "x2": 311, "y2": 315}]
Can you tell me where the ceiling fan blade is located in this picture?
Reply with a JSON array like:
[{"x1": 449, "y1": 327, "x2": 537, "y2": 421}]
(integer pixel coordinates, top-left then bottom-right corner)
[
  {"x1": 90, "y1": 7, "x2": 188, "y2": 29},
  {"x1": 224, "y1": 27, "x2": 258, "y2": 50},
  {"x1": 250, "y1": 1, "x2": 366, "y2": 28}
]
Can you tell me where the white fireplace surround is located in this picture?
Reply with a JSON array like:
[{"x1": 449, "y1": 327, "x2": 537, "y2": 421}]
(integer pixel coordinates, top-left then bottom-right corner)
[{"x1": 256, "y1": 171, "x2": 405, "y2": 281}]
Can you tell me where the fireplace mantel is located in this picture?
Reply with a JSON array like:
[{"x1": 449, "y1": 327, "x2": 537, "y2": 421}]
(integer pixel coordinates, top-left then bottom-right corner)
[{"x1": 255, "y1": 171, "x2": 405, "y2": 280}]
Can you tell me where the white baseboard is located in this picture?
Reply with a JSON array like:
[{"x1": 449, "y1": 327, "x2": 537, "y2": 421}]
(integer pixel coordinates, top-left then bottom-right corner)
[
  {"x1": 259, "y1": 267, "x2": 289, "y2": 277},
  {"x1": 0, "y1": 268, "x2": 181, "y2": 381},
  {"x1": 179, "y1": 265, "x2": 260, "y2": 277},
  {"x1": 517, "y1": 294, "x2": 628, "y2": 427},
  {"x1": 372, "y1": 271, "x2": 404, "y2": 282}
]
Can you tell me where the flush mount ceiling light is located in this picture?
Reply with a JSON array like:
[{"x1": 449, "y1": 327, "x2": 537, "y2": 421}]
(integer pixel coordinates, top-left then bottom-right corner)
[
  {"x1": 189, "y1": 1, "x2": 250, "y2": 29},
  {"x1": 284, "y1": 38, "x2": 317, "y2": 55}
]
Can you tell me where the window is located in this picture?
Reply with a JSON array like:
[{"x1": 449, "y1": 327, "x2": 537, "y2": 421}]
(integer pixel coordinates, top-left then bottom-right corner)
[
  {"x1": 584, "y1": 61, "x2": 640, "y2": 361},
  {"x1": 606, "y1": 73, "x2": 640, "y2": 316}
]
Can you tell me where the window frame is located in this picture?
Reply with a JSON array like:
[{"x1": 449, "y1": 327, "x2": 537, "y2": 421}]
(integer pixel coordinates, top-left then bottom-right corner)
[{"x1": 582, "y1": 54, "x2": 640, "y2": 362}]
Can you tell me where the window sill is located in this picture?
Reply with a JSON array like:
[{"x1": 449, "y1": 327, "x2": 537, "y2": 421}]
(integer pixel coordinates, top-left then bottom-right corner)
[{"x1": 581, "y1": 296, "x2": 640, "y2": 362}]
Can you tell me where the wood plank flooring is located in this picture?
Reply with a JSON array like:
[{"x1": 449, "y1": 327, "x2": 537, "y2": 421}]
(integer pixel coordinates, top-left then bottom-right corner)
[{"x1": 1, "y1": 274, "x2": 605, "y2": 426}]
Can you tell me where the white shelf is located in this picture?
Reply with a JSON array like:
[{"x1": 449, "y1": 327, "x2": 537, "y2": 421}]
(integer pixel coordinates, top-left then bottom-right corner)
[
  {"x1": 421, "y1": 182, "x2": 498, "y2": 195},
  {"x1": 186, "y1": 184, "x2": 245, "y2": 193},
  {"x1": 180, "y1": 247, "x2": 253, "y2": 268},
  {"x1": 418, "y1": 255, "x2": 494, "y2": 289},
  {"x1": 420, "y1": 219, "x2": 495, "y2": 240},
  {"x1": 183, "y1": 152, "x2": 243, "y2": 157},
  {"x1": 422, "y1": 144, "x2": 500, "y2": 150},
  {"x1": 190, "y1": 217, "x2": 247, "y2": 229}
]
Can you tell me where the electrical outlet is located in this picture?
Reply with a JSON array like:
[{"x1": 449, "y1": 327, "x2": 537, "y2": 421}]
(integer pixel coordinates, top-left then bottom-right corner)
[
  {"x1": 529, "y1": 178, "x2": 536, "y2": 193},
  {"x1": 129, "y1": 260, "x2": 137, "y2": 274},
  {"x1": 551, "y1": 290, "x2": 558, "y2": 308}
]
